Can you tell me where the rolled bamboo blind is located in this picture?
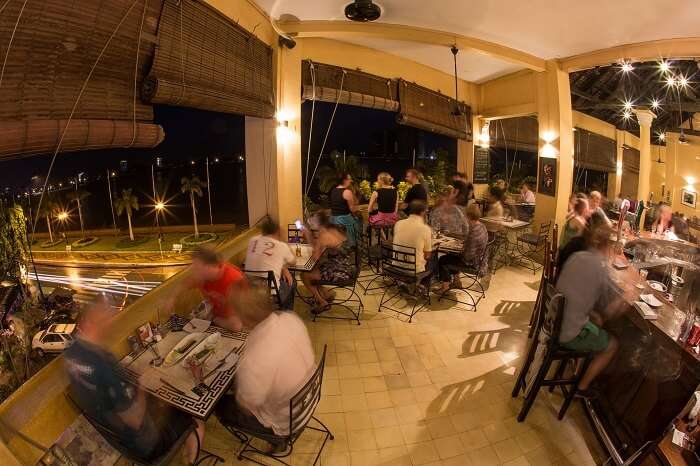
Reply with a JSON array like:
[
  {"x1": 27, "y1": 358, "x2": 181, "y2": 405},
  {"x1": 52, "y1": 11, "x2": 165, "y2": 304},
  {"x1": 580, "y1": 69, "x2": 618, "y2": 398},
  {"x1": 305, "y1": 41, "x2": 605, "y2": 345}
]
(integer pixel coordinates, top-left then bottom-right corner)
[
  {"x1": 622, "y1": 146, "x2": 640, "y2": 174},
  {"x1": 0, "y1": 0, "x2": 161, "y2": 121},
  {"x1": 142, "y1": 0, "x2": 274, "y2": 118},
  {"x1": 397, "y1": 80, "x2": 471, "y2": 140},
  {"x1": 488, "y1": 117, "x2": 539, "y2": 152},
  {"x1": 301, "y1": 61, "x2": 399, "y2": 112},
  {"x1": 0, "y1": 119, "x2": 164, "y2": 160},
  {"x1": 574, "y1": 128, "x2": 616, "y2": 172}
]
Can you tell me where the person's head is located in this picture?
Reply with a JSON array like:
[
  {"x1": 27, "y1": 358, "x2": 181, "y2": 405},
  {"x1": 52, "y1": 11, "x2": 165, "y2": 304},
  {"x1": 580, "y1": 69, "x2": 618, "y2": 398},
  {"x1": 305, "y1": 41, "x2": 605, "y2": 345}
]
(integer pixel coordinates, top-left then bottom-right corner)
[
  {"x1": 573, "y1": 197, "x2": 589, "y2": 217},
  {"x1": 191, "y1": 246, "x2": 223, "y2": 281},
  {"x1": 656, "y1": 205, "x2": 672, "y2": 223},
  {"x1": 583, "y1": 219, "x2": 614, "y2": 253},
  {"x1": 260, "y1": 217, "x2": 280, "y2": 237},
  {"x1": 450, "y1": 180, "x2": 468, "y2": 205},
  {"x1": 520, "y1": 183, "x2": 530, "y2": 194},
  {"x1": 376, "y1": 172, "x2": 393, "y2": 187},
  {"x1": 452, "y1": 172, "x2": 467, "y2": 182},
  {"x1": 465, "y1": 204, "x2": 481, "y2": 223},
  {"x1": 227, "y1": 284, "x2": 274, "y2": 330},
  {"x1": 495, "y1": 179, "x2": 506, "y2": 190},
  {"x1": 489, "y1": 186, "x2": 504, "y2": 203},
  {"x1": 76, "y1": 297, "x2": 116, "y2": 343},
  {"x1": 465, "y1": 182, "x2": 475, "y2": 199},
  {"x1": 408, "y1": 200, "x2": 427, "y2": 218},
  {"x1": 337, "y1": 173, "x2": 352, "y2": 188},
  {"x1": 405, "y1": 168, "x2": 421, "y2": 185},
  {"x1": 679, "y1": 273, "x2": 700, "y2": 316},
  {"x1": 589, "y1": 191, "x2": 603, "y2": 208}
]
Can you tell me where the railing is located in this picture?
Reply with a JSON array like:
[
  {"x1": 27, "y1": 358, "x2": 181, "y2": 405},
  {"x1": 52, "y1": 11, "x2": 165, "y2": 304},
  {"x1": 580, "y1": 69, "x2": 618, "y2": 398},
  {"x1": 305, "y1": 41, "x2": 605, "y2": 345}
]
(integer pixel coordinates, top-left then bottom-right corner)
[{"x1": 0, "y1": 227, "x2": 259, "y2": 465}]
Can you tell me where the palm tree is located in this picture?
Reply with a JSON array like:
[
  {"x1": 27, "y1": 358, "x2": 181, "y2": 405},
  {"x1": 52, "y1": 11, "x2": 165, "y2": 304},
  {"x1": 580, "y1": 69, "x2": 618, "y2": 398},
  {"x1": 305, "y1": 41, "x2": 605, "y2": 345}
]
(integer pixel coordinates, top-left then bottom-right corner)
[
  {"x1": 36, "y1": 200, "x2": 58, "y2": 243},
  {"x1": 67, "y1": 189, "x2": 90, "y2": 238},
  {"x1": 114, "y1": 189, "x2": 139, "y2": 241},
  {"x1": 181, "y1": 176, "x2": 205, "y2": 239}
]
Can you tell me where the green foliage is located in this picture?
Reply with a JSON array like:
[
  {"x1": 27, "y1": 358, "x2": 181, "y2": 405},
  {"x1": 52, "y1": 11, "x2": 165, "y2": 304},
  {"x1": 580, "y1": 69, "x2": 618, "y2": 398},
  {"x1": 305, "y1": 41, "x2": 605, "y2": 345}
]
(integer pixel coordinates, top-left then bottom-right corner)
[
  {"x1": 420, "y1": 158, "x2": 450, "y2": 198},
  {"x1": 181, "y1": 176, "x2": 205, "y2": 197},
  {"x1": 397, "y1": 182, "x2": 411, "y2": 201},
  {"x1": 358, "y1": 180, "x2": 372, "y2": 202},
  {"x1": 0, "y1": 202, "x2": 28, "y2": 281},
  {"x1": 114, "y1": 188, "x2": 139, "y2": 217},
  {"x1": 316, "y1": 154, "x2": 368, "y2": 194}
]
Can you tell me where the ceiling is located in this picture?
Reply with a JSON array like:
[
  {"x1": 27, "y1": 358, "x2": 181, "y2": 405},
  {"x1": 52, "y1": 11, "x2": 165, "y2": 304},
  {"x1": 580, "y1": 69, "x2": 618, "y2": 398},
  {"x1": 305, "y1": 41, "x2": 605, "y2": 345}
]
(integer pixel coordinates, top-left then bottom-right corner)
[
  {"x1": 258, "y1": 0, "x2": 700, "y2": 82},
  {"x1": 570, "y1": 60, "x2": 700, "y2": 139}
]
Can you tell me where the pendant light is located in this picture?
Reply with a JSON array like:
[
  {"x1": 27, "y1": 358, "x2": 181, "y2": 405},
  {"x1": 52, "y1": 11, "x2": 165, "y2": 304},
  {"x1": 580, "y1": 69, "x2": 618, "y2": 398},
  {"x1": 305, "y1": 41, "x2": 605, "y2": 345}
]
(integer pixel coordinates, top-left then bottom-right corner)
[{"x1": 450, "y1": 45, "x2": 462, "y2": 116}]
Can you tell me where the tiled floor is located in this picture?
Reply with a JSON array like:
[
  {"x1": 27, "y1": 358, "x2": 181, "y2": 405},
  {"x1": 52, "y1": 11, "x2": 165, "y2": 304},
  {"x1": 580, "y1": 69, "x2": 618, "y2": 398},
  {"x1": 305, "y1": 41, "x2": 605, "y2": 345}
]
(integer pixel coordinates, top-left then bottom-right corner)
[{"x1": 201, "y1": 266, "x2": 606, "y2": 465}]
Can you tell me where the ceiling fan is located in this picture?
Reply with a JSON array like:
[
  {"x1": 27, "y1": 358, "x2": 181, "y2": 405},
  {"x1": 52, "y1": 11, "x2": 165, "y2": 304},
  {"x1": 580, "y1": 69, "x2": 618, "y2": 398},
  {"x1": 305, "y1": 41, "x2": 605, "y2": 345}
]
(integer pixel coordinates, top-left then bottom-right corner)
[
  {"x1": 450, "y1": 46, "x2": 462, "y2": 116},
  {"x1": 344, "y1": 0, "x2": 381, "y2": 22}
]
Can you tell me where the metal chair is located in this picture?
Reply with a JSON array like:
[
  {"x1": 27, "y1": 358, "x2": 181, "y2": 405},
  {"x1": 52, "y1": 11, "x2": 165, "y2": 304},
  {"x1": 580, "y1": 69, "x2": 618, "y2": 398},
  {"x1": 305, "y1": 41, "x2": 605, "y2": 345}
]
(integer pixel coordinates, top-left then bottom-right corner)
[
  {"x1": 511, "y1": 284, "x2": 595, "y2": 422},
  {"x1": 66, "y1": 392, "x2": 221, "y2": 466},
  {"x1": 358, "y1": 224, "x2": 394, "y2": 294},
  {"x1": 244, "y1": 270, "x2": 283, "y2": 309},
  {"x1": 221, "y1": 346, "x2": 333, "y2": 466},
  {"x1": 513, "y1": 220, "x2": 551, "y2": 274},
  {"x1": 377, "y1": 243, "x2": 434, "y2": 323},
  {"x1": 435, "y1": 238, "x2": 495, "y2": 311}
]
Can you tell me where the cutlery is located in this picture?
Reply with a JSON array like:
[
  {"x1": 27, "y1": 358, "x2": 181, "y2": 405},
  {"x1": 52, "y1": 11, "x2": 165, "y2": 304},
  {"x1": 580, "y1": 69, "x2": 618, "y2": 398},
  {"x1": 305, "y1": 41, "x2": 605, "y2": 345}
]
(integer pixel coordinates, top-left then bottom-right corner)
[{"x1": 194, "y1": 344, "x2": 244, "y2": 394}]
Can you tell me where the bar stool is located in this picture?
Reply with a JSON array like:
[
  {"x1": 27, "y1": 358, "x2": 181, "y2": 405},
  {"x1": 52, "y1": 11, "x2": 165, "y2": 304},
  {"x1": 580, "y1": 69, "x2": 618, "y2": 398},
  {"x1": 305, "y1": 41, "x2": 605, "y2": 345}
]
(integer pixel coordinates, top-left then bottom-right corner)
[
  {"x1": 358, "y1": 224, "x2": 394, "y2": 294},
  {"x1": 512, "y1": 284, "x2": 595, "y2": 422}
]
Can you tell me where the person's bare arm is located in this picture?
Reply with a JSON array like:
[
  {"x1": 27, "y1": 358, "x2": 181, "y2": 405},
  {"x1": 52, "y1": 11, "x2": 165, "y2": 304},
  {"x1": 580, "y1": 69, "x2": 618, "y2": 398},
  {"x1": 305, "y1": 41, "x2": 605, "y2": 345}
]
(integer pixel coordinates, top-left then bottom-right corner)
[
  {"x1": 162, "y1": 274, "x2": 200, "y2": 313},
  {"x1": 367, "y1": 191, "x2": 378, "y2": 213},
  {"x1": 214, "y1": 313, "x2": 243, "y2": 332},
  {"x1": 343, "y1": 189, "x2": 358, "y2": 214}
]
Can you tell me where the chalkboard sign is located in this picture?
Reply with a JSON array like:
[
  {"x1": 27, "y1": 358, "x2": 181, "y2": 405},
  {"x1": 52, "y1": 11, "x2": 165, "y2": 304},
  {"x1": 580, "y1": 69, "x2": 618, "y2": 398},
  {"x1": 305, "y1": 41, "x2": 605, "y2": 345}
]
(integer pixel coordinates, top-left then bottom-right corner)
[{"x1": 473, "y1": 146, "x2": 490, "y2": 184}]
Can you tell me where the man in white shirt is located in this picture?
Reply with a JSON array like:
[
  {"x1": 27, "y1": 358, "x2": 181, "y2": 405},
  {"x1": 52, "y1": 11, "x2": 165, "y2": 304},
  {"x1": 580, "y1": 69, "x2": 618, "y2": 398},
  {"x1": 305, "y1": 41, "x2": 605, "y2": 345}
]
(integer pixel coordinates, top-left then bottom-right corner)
[
  {"x1": 215, "y1": 287, "x2": 315, "y2": 449},
  {"x1": 520, "y1": 182, "x2": 536, "y2": 205},
  {"x1": 245, "y1": 218, "x2": 296, "y2": 309},
  {"x1": 393, "y1": 201, "x2": 434, "y2": 273}
]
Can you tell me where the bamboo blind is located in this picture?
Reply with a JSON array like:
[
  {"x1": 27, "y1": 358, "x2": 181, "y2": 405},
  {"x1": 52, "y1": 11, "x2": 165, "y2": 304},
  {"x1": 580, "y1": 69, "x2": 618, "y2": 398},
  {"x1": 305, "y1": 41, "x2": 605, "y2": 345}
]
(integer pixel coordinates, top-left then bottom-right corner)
[
  {"x1": 574, "y1": 127, "x2": 616, "y2": 172},
  {"x1": 0, "y1": 0, "x2": 161, "y2": 121},
  {"x1": 488, "y1": 117, "x2": 539, "y2": 152},
  {"x1": 301, "y1": 61, "x2": 399, "y2": 112},
  {"x1": 397, "y1": 80, "x2": 471, "y2": 140},
  {"x1": 142, "y1": 0, "x2": 274, "y2": 118},
  {"x1": 623, "y1": 146, "x2": 640, "y2": 174},
  {"x1": 0, "y1": 119, "x2": 164, "y2": 160}
]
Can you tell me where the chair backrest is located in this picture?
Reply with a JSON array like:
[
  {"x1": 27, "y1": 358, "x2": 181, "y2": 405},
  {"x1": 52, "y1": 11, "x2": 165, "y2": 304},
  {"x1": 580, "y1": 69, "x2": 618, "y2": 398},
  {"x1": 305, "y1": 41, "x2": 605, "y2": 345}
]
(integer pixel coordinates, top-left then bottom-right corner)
[
  {"x1": 551, "y1": 223, "x2": 559, "y2": 253},
  {"x1": 380, "y1": 242, "x2": 418, "y2": 278},
  {"x1": 539, "y1": 221, "x2": 552, "y2": 241},
  {"x1": 479, "y1": 237, "x2": 496, "y2": 276},
  {"x1": 244, "y1": 270, "x2": 281, "y2": 306},
  {"x1": 540, "y1": 283, "x2": 566, "y2": 346},
  {"x1": 289, "y1": 345, "x2": 327, "y2": 439}
]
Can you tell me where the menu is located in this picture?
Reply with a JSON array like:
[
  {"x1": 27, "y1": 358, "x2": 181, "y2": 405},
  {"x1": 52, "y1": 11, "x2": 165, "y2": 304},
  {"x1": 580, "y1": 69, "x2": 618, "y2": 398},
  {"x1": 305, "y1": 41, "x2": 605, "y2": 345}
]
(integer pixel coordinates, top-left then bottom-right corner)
[{"x1": 473, "y1": 146, "x2": 490, "y2": 184}]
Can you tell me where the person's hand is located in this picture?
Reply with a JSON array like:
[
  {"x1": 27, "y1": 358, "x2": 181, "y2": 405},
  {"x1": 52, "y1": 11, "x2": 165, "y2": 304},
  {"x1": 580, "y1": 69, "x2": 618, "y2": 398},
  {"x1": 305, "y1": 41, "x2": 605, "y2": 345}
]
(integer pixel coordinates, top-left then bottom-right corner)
[{"x1": 282, "y1": 268, "x2": 293, "y2": 285}]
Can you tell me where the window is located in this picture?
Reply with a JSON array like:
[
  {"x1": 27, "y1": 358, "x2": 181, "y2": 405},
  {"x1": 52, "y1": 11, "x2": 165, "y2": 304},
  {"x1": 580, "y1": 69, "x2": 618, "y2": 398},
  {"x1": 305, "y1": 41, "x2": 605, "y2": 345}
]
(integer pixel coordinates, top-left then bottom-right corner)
[{"x1": 43, "y1": 334, "x2": 63, "y2": 343}]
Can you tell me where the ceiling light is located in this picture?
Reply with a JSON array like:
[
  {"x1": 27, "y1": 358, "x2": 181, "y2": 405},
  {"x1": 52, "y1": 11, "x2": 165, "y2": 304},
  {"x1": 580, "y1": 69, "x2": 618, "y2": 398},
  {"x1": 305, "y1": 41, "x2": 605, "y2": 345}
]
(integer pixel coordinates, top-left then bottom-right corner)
[
  {"x1": 666, "y1": 76, "x2": 676, "y2": 87},
  {"x1": 621, "y1": 62, "x2": 634, "y2": 73},
  {"x1": 651, "y1": 99, "x2": 660, "y2": 109},
  {"x1": 622, "y1": 110, "x2": 632, "y2": 120},
  {"x1": 659, "y1": 61, "x2": 670, "y2": 73},
  {"x1": 623, "y1": 100, "x2": 633, "y2": 110},
  {"x1": 679, "y1": 76, "x2": 689, "y2": 88},
  {"x1": 657, "y1": 132, "x2": 665, "y2": 141}
]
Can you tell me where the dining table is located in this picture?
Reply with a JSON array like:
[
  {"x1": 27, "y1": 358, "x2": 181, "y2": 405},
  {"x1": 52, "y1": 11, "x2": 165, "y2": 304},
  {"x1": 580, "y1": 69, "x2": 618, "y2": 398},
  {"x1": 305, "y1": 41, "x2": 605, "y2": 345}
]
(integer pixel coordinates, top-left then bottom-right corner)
[
  {"x1": 120, "y1": 315, "x2": 247, "y2": 420},
  {"x1": 433, "y1": 235, "x2": 464, "y2": 255},
  {"x1": 287, "y1": 243, "x2": 320, "y2": 272}
]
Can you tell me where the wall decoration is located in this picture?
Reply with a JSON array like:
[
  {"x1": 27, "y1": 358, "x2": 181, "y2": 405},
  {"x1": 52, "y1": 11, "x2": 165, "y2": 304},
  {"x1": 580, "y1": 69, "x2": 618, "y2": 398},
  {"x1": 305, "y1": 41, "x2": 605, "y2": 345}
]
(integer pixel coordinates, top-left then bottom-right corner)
[
  {"x1": 538, "y1": 158, "x2": 557, "y2": 197},
  {"x1": 681, "y1": 189, "x2": 697, "y2": 208}
]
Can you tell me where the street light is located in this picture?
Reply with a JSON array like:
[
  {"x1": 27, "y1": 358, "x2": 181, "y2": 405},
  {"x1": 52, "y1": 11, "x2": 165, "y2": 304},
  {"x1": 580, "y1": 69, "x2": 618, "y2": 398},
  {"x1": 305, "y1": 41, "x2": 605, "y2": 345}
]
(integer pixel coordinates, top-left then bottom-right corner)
[
  {"x1": 155, "y1": 202, "x2": 165, "y2": 211},
  {"x1": 57, "y1": 211, "x2": 68, "y2": 221}
]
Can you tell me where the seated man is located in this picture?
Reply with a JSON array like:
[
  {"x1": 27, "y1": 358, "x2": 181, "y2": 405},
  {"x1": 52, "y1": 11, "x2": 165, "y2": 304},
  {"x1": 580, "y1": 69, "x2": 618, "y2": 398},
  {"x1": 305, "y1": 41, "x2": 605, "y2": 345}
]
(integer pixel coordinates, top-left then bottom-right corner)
[
  {"x1": 393, "y1": 200, "x2": 434, "y2": 274},
  {"x1": 436, "y1": 204, "x2": 489, "y2": 293},
  {"x1": 245, "y1": 218, "x2": 296, "y2": 310},
  {"x1": 555, "y1": 223, "x2": 624, "y2": 398},
  {"x1": 163, "y1": 246, "x2": 247, "y2": 331},
  {"x1": 64, "y1": 300, "x2": 204, "y2": 463},
  {"x1": 216, "y1": 286, "x2": 315, "y2": 447}
]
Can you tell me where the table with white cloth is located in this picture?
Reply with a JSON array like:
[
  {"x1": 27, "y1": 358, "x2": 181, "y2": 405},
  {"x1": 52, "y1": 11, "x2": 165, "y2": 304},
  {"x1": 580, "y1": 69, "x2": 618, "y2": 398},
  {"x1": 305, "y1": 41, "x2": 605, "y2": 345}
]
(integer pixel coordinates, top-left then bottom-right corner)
[
  {"x1": 120, "y1": 315, "x2": 246, "y2": 419},
  {"x1": 287, "y1": 243, "x2": 319, "y2": 272}
]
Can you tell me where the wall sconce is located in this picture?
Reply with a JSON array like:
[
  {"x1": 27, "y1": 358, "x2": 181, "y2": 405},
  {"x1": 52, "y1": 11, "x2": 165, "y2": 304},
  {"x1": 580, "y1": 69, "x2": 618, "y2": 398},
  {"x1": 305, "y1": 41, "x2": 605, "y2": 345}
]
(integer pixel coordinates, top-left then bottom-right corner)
[
  {"x1": 542, "y1": 130, "x2": 557, "y2": 144},
  {"x1": 276, "y1": 117, "x2": 292, "y2": 145},
  {"x1": 478, "y1": 123, "x2": 490, "y2": 147},
  {"x1": 541, "y1": 143, "x2": 558, "y2": 158}
]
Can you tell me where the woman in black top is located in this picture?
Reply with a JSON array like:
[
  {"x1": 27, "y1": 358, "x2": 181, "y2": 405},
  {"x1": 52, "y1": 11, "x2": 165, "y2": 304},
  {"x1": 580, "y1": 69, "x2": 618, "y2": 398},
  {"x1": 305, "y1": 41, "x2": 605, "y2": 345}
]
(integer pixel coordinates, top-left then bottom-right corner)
[
  {"x1": 368, "y1": 172, "x2": 398, "y2": 226},
  {"x1": 401, "y1": 168, "x2": 428, "y2": 214},
  {"x1": 329, "y1": 173, "x2": 360, "y2": 245}
]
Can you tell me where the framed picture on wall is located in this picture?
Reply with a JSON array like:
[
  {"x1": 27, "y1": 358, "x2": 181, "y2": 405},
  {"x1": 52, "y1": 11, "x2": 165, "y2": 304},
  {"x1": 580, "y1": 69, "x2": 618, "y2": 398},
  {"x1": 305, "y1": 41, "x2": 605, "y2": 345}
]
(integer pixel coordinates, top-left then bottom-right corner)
[
  {"x1": 681, "y1": 189, "x2": 697, "y2": 208},
  {"x1": 538, "y1": 158, "x2": 557, "y2": 197}
]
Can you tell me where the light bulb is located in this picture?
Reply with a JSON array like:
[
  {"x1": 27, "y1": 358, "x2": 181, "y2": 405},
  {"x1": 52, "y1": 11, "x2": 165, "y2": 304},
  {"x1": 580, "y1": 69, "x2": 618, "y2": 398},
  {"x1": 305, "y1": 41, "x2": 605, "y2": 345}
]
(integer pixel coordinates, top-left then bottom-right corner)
[
  {"x1": 651, "y1": 99, "x2": 660, "y2": 109},
  {"x1": 621, "y1": 62, "x2": 634, "y2": 73},
  {"x1": 623, "y1": 100, "x2": 632, "y2": 110},
  {"x1": 659, "y1": 61, "x2": 670, "y2": 73},
  {"x1": 666, "y1": 76, "x2": 676, "y2": 87},
  {"x1": 658, "y1": 132, "x2": 665, "y2": 141}
]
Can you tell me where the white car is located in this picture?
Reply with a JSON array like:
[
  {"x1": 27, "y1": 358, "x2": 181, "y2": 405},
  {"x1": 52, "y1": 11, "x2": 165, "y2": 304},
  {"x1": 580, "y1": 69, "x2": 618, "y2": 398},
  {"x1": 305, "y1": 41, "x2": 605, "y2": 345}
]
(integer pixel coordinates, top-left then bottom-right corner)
[{"x1": 32, "y1": 323, "x2": 77, "y2": 356}]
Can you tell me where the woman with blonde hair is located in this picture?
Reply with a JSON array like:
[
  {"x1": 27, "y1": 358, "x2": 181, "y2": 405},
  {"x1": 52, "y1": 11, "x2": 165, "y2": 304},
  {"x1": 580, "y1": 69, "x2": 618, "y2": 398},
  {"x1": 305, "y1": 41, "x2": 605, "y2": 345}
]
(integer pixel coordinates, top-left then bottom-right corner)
[
  {"x1": 368, "y1": 172, "x2": 398, "y2": 227},
  {"x1": 650, "y1": 204, "x2": 674, "y2": 235}
]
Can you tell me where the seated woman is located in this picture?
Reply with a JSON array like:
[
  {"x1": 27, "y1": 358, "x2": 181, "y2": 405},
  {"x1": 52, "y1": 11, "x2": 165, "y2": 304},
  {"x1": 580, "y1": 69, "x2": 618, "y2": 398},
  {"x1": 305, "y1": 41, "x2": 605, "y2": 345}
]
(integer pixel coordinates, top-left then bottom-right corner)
[
  {"x1": 329, "y1": 173, "x2": 360, "y2": 246},
  {"x1": 485, "y1": 186, "x2": 505, "y2": 218},
  {"x1": 559, "y1": 197, "x2": 589, "y2": 250},
  {"x1": 430, "y1": 189, "x2": 468, "y2": 238},
  {"x1": 368, "y1": 172, "x2": 398, "y2": 227},
  {"x1": 436, "y1": 204, "x2": 489, "y2": 293},
  {"x1": 450, "y1": 180, "x2": 473, "y2": 210},
  {"x1": 650, "y1": 204, "x2": 674, "y2": 235},
  {"x1": 301, "y1": 210, "x2": 354, "y2": 314}
]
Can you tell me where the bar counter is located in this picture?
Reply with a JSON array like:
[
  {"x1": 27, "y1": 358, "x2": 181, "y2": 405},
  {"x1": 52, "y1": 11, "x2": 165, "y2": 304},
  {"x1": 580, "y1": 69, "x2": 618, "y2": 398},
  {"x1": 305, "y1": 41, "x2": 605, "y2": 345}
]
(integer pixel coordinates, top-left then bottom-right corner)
[{"x1": 587, "y1": 252, "x2": 700, "y2": 465}]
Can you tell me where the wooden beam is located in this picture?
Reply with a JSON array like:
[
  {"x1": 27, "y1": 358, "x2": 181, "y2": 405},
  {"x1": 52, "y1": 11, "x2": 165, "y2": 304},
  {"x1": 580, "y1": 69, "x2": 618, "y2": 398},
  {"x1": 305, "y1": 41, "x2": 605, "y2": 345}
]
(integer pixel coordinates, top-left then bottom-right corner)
[
  {"x1": 277, "y1": 20, "x2": 546, "y2": 72},
  {"x1": 561, "y1": 37, "x2": 700, "y2": 72}
]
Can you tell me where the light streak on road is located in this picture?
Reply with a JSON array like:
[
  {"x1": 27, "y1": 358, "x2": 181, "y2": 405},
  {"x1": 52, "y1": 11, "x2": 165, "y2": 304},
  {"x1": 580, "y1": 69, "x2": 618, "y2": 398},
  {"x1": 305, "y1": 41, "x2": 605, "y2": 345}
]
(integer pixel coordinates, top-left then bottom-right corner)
[{"x1": 33, "y1": 273, "x2": 158, "y2": 297}]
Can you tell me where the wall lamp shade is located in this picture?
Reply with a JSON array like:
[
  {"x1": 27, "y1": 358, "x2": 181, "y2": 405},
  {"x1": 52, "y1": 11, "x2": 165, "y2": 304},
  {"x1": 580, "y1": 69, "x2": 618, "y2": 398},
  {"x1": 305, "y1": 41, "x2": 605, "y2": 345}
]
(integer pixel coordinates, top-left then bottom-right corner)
[{"x1": 541, "y1": 143, "x2": 558, "y2": 158}]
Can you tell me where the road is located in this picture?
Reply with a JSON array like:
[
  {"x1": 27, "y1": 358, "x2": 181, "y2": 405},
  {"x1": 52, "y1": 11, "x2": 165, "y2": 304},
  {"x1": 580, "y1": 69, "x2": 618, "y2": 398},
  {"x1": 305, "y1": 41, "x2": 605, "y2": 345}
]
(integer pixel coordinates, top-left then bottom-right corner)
[{"x1": 28, "y1": 264, "x2": 186, "y2": 310}]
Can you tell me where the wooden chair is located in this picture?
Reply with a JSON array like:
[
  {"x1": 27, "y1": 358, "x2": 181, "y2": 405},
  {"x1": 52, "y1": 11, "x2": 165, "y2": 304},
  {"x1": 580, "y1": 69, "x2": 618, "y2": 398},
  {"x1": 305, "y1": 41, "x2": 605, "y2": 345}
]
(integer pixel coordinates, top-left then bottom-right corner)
[{"x1": 220, "y1": 346, "x2": 333, "y2": 466}]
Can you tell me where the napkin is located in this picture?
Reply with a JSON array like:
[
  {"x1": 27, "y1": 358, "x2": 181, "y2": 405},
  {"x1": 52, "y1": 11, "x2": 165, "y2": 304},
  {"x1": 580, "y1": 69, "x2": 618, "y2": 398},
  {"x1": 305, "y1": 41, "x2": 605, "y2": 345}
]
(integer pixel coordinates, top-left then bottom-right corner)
[
  {"x1": 184, "y1": 318, "x2": 211, "y2": 333},
  {"x1": 634, "y1": 301, "x2": 658, "y2": 320}
]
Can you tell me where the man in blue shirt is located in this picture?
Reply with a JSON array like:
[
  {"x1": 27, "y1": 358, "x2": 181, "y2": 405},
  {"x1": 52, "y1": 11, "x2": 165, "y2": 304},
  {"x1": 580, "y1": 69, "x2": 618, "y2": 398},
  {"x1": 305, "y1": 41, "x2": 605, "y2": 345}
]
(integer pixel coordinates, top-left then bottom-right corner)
[{"x1": 64, "y1": 299, "x2": 204, "y2": 463}]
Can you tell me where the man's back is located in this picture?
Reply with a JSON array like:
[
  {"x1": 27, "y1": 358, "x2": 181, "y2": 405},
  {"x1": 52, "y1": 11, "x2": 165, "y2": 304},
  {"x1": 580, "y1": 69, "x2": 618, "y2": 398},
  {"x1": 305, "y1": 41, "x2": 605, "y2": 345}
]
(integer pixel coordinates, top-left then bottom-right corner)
[
  {"x1": 245, "y1": 234, "x2": 294, "y2": 284},
  {"x1": 393, "y1": 215, "x2": 432, "y2": 272}
]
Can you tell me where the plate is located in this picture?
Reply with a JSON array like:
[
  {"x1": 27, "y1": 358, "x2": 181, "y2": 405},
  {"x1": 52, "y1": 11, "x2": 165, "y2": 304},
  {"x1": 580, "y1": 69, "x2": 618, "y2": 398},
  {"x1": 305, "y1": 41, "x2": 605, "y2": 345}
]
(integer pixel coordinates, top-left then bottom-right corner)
[
  {"x1": 163, "y1": 333, "x2": 205, "y2": 367},
  {"x1": 640, "y1": 294, "x2": 663, "y2": 308},
  {"x1": 647, "y1": 280, "x2": 667, "y2": 292},
  {"x1": 187, "y1": 332, "x2": 220, "y2": 365}
]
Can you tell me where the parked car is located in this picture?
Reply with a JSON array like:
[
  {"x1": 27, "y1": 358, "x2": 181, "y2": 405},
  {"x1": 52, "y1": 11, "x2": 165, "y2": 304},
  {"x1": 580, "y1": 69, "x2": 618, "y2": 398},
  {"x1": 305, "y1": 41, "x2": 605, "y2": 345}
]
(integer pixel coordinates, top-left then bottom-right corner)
[
  {"x1": 32, "y1": 323, "x2": 77, "y2": 356},
  {"x1": 37, "y1": 308, "x2": 76, "y2": 330}
]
